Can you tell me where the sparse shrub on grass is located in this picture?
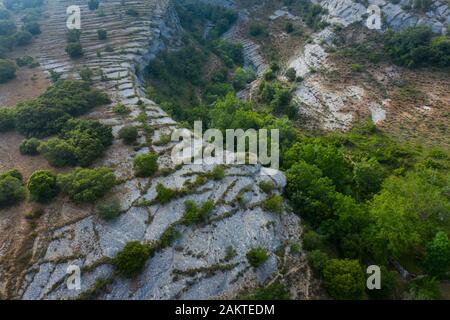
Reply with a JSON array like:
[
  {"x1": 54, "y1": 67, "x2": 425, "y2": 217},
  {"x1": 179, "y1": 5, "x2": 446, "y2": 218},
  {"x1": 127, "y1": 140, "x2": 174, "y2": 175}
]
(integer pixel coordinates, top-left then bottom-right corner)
[
  {"x1": 133, "y1": 153, "x2": 158, "y2": 177},
  {"x1": 118, "y1": 125, "x2": 138, "y2": 145},
  {"x1": 113, "y1": 241, "x2": 152, "y2": 278},
  {"x1": 155, "y1": 183, "x2": 176, "y2": 204},
  {"x1": 27, "y1": 170, "x2": 59, "y2": 203},
  {"x1": 261, "y1": 195, "x2": 283, "y2": 214},
  {"x1": 57, "y1": 167, "x2": 116, "y2": 203},
  {"x1": 246, "y1": 247, "x2": 269, "y2": 268},
  {"x1": 96, "y1": 198, "x2": 123, "y2": 220},
  {"x1": 182, "y1": 200, "x2": 214, "y2": 225},
  {"x1": 0, "y1": 169, "x2": 26, "y2": 208}
]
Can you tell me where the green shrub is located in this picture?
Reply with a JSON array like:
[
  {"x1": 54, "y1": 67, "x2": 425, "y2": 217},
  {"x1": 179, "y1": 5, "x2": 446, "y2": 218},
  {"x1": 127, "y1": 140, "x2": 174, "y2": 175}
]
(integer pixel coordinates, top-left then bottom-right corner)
[
  {"x1": 15, "y1": 55, "x2": 34, "y2": 67},
  {"x1": 261, "y1": 195, "x2": 283, "y2": 214},
  {"x1": 285, "y1": 67, "x2": 297, "y2": 82},
  {"x1": 19, "y1": 138, "x2": 40, "y2": 155},
  {"x1": 113, "y1": 241, "x2": 151, "y2": 278},
  {"x1": 285, "y1": 22, "x2": 294, "y2": 34},
  {"x1": 424, "y1": 231, "x2": 450, "y2": 278},
  {"x1": 119, "y1": 125, "x2": 138, "y2": 145},
  {"x1": 0, "y1": 108, "x2": 16, "y2": 132},
  {"x1": 239, "y1": 282, "x2": 289, "y2": 300},
  {"x1": 97, "y1": 29, "x2": 107, "y2": 40},
  {"x1": 0, "y1": 169, "x2": 26, "y2": 208},
  {"x1": 88, "y1": 0, "x2": 99, "y2": 10},
  {"x1": 113, "y1": 103, "x2": 131, "y2": 115},
  {"x1": 249, "y1": 23, "x2": 267, "y2": 37},
  {"x1": 24, "y1": 21, "x2": 41, "y2": 35},
  {"x1": 303, "y1": 230, "x2": 325, "y2": 251},
  {"x1": 0, "y1": 59, "x2": 16, "y2": 83},
  {"x1": 96, "y1": 198, "x2": 123, "y2": 220},
  {"x1": 350, "y1": 63, "x2": 363, "y2": 72},
  {"x1": 15, "y1": 31, "x2": 32, "y2": 46},
  {"x1": 65, "y1": 42, "x2": 83, "y2": 58},
  {"x1": 159, "y1": 225, "x2": 181, "y2": 249},
  {"x1": 27, "y1": 170, "x2": 59, "y2": 203},
  {"x1": 133, "y1": 153, "x2": 159, "y2": 177},
  {"x1": 182, "y1": 200, "x2": 214, "y2": 225},
  {"x1": 259, "y1": 180, "x2": 276, "y2": 193},
  {"x1": 307, "y1": 250, "x2": 329, "y2": 275},
  {"x1": 323, "y1": 259, "x2": 365, "y2": 300},
  {"x1": 246, "y1": 247, "x2": 269, "y2": 268},
  {"x1": 206, "y1": 165, "x2": 225, "y2": 180},
  {"x1": 407, "y1": 277, "x2": 441, "y2": 300},
  {"x1": 79, "y1": 67, "x2": 93, "y2": 82},
  {"x1": 0, "y1": 19, "x2": 16, "y2": 36},
  {"x1": 155, "y1": 183, "x2": 176, "y2": 204},
  {"x1": 57, "y1": 167, "x2": 116, "y2": 203}
]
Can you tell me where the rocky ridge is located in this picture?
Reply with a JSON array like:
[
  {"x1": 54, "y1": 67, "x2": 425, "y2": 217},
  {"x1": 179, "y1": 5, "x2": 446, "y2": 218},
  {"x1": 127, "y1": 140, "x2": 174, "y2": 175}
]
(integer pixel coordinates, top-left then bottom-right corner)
[{"x1": 8, "y1": 0, "x2": 312, "y2": 300}]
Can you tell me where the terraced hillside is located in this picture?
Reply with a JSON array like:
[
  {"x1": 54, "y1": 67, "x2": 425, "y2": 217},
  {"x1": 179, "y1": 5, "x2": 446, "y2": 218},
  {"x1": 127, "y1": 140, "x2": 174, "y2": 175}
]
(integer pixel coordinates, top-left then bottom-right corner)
[{"x1": 0, "y1": 0, "x2": 314, "y2": 300}]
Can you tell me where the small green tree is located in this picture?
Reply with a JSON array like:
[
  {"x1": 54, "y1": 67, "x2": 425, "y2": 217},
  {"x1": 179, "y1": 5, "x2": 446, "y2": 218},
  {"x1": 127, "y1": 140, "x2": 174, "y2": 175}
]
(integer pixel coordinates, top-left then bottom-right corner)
[
  {"x1": 0, "y1": 169, "x2": 26, "y2": 208},
  {"x1": 113, "y1": 241, "x2": 151, "y2": 278},
  {"x1": 119, "y1": 125, "x2": 138, "y2": 145},
  {"x1": 323, "y1": 259, "x2": 365, "y2": 300},
  {"x1": 424, "y1": 232, "x2": 450, "y2": 278},
  {"x1": 133, "y1": 153, "x2": 158, "y2": 177},
  {"x1": 285, "y1": 67, "x2": 297, "y2": 82},
  {"x1": 27, "y1": 170, "x2": 59, "y2": 203},
  {"x1": 246, "y1": 247, "x2": 269, "y2": 268},
  {"x1": 65, "y1": 42, "x2": 83, "y2": 58}
]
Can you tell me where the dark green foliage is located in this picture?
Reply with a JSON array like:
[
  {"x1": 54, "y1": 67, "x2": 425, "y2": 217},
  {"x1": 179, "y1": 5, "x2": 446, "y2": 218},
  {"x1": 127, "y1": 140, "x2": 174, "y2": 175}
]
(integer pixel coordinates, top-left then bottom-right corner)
[
  {"x1": 119, "y1": 125, "x2": 138, "y2": 145},
  {"x1": 15, "y1": 55, "x2": 34, "y2": 67},
  {"x1": 19, "y1": 138, "x2": 40, "y2": 155},
  {"x1": 14, "y1": 80, "x2": 110, "y2": 138},
  {"x1": 113, "y1": 103, "x2": 131, "y2": 115},
  {"x1": 0, "y1": 59, "x2": 16, "y2": 83},
  {"x1": 27, "y1": 170, "x2": 59, "y2": 203},
  {"x1": 367, "y1": 266, "x2": 398, "y2": 300},
  {"x1": 307, "y1": 249, "x2": 329, "y2": 274},
  {"x1": 39, "y1": 119, "x2": 112, "y2": 167},
  {"x1": 424, "y1": 232, "x2": 450, "y2": 277},
  {"x1": 66, "y1": 29, "x2": 81, "y2": 43},
  {"x1": 246, "y1": 247, "x2": 269, "y2": 268},
  {"x1": 261, "y1": 195, "x2": 283, "y2": 214},
  {"x1": 96, "y1": 198, "x2": 123, "y2": 220},
  {"x1": 182, "y1": 200, "x2": 214, "y2": 225},
  {"x1": 155, "y1": 183, "x2": 176, "y2": 204},
  {"x1": 0, "y1": 20, "x2": 16, "y2": 36},
  {"x1": 88, "y1": 0, "x2": 99, "y2": 11},
  {"x1": 79, "y1": 67, "x2": 93, "y2": 82},
  {"x1": 240, "y1": 282, "x2": 290, "y2": 300},
  {"x1": 113, "y1": 241, "x2": 151, "y2": 278},
  {"x1": 285, "y1": 67, "x2": 297, "y2": 82},
  {"x1": 323, "y1": 259, "x2": 365, "y2": 300},
  {"x1": 285, "y1": 22, "x2": 294, "y2": 34},
  {"x1": 285, "y1": 161, "x2": 337, "y2": 227},
  {"x1": 14, "y1": 30, "x2": 32, "y2": 46},
  {"x1": 65, "y1": 42, "x2": 83, "y2": 58},
  {"x1": 0, "y1": 169, "x2": 26, "y2": 208},
  {"x1": 211, "y1": 40, "x2": 244, "y2": 67},
  {"x1": 206, "y1": 165, "x2": 225, "y2": 180},
  {"x1": 57, "y1": 167, "x2": 116, "y2": 203},
  {"x1": 133, "y1": 153, "x2": 159, "y2": 177},
  {"x1": 97, "y1": 29, "x2": 107, "y2": 40},
  {"x1": 353, "y1": 158, "x2": 384, "y2": 200},
  {"x1": 407, "y1": 277, "x2": 441, "y2": 300},
  {"x1": 249, "y1": 23, "x2": 267, "y2": 37},
  {"x1": 259, "y1": 180, "x2": 276, "y2": 193},
  {"x1": 232, "y1": 67, "x2": 255, "y2": 91},
  {"x1": 24, "y1": 21, "x2": 40, "y2": 35},
  {"x1": 159, "y1": 225, "x2": 181, "y2": 249},
  {"x1": 384, "y1": 25, "x2": 450, "y2": 67},
  {"x1": 0, "y1": 107, "x2": 16, "y2": 131},
  {"x1": 125, "y1": 8, "x2": 138, "y2": 16},
  {"x1": 303, "y1": 230, "x2": 325, "y2": 251}
]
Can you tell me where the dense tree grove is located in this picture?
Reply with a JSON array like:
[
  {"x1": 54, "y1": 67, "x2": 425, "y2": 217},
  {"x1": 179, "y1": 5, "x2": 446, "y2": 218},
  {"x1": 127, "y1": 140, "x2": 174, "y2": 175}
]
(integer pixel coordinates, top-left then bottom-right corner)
[{"x1": 57, "y1": 167, "x2": 116, "y2": 203}]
